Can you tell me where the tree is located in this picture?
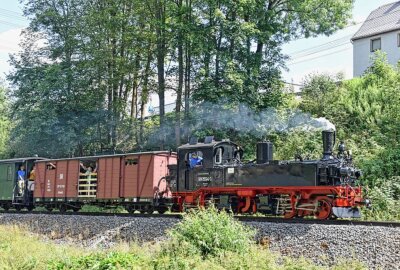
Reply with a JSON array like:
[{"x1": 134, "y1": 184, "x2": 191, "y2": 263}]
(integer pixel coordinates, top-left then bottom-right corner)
[
  {"x1": 297, "y1": 53, "x2": 400, "y2": 220},
  {"x1": 191, "y1": 0, "x2": 353, "y2": 108},
  {"x1": 9, "y1": 0, "x2": 107, "y2": 157},
  {"x1": 0, "y1": 84, "x2": 10, "y2": 158},
  {"x1": 299, "y1": 73, "x2": 342, "y2": 116},
  {"x1": 8, "y1": 0, "x2": 355, "y2": 156}
]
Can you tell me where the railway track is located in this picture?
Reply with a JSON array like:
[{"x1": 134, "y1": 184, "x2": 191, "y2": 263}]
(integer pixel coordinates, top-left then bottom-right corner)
[{"x1": 0, "y1": 210, "x2": 399, "y2": 227}]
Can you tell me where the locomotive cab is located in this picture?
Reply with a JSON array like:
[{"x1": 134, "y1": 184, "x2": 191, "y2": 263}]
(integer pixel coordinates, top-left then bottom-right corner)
[{"x1": 175, "y1": 137, "x2": 240, "y2": 192}]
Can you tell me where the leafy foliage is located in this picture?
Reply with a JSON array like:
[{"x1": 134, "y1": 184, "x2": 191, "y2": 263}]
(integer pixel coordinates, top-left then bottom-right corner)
[
  {"x1": 0, "y1": 85, "x2": 10, "y2": 158},
  {"x1": 298, "y1": 53, "x2": 400, "y2": 220},
  {"x1": 5, "y1": 0, "x2": 354, "y2": 156},
  {"x1": 165, "y1": 206, "x2": 255, "y2": 258},
  {"x1": 49, "y1": 252, "x2": 146, "y2": 270}
]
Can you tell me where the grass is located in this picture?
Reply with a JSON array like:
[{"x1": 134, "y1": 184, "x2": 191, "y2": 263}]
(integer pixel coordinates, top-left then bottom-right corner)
[
  {"x1": 0, "y1": 225, "x2": 86, "y2": 270},
  {"x1": 0, "y1": 207, "x2": 367, "y2": 270}
]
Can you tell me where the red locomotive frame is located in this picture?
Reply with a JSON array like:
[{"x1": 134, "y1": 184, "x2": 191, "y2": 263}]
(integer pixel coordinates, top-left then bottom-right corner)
[{"x1": 173, "y1": 185, "x2": 363, "y2": 219}]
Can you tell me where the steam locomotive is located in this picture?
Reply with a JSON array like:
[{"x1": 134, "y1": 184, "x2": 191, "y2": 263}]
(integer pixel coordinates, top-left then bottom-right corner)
[{"x1": 0, "y1": 130, "x2": 365, "y2": 219}]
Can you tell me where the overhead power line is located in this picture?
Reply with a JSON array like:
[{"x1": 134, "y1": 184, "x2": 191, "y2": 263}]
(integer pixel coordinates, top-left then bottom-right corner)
[
  {"x1": 0, "y1": 7, "x2": 24, "y2": 16},
  {"x1": 289, "y1": 41, "x2": 349, "y2": 61},
  {"x1": 287, "y1": 34, "x2": 352, "y2": 57},
  {"x1": 0, "y1": 11, "x2": 28, "y2": 23},
  {"x1": 0, "y1": 20, "x2": 25, "y2": 28},
  {"x1": 288, "y1": 46, "x2": 351, "y2": 66},
  {"x1": 287, "y1": 11, "x2": 400, "y2": 64},
  {"x1": 285, "y1": 7, "x2": 400, "y2": 62}
]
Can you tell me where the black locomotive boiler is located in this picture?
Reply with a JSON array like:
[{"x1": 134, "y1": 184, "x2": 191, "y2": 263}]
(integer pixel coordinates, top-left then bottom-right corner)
[{"x1": 170, "y1": 130, "x2": 365, "y2": 219}]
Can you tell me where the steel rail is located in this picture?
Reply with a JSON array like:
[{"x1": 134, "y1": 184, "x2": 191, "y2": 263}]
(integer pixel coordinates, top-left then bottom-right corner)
[{"x1": 0, "y1": 210, "x2": 399, "y2": 228}]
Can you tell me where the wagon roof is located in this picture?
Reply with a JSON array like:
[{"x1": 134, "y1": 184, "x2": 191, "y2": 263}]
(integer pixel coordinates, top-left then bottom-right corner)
[
  {"x1": 0, "y1": 157, "x2": 47, "y2": 163},
  {"x1": 34, "y1": 151, "x2": 176, "y2": 163}
]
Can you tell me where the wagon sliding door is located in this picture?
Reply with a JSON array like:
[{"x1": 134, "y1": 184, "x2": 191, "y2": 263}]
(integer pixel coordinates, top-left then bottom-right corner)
[
  {"x1": 97, "y1": 157, "x2": 121, "y2": 199},
  {"x1": 60, "y1": 160, "x2": 79, "y2": 199},
  {"x1": 34, "y1": 160, "x2": 80, "y2": 201},
  {"x1": 121, "y1": 155, "x2": 139, "y2": 198}
]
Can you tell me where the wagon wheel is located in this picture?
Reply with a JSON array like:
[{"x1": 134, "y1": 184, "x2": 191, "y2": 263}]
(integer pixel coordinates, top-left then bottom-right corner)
[
  {"x1": 145, "y1": 205, "x2": 154, "y2": 214},
  {"x1": 59, "y1": 205, "x2": 67, "y2": 213},
  {"x1": 46, "y1": 207, "x2": 53, "y2": 212},
  {"x1": 157, "y1": 207, "x2": 168, "y2": 214},
  {"x1": 126, "y1": 205, "x2": 135, "y2": 214},
  {"x1": 27, "y1": 205, "x2": 34, "y2": 212},
  {"x1": 315, "y1": 200, "x2": 332, "y2": 220},
  {"x1": 15, "y1": 205, "x2": 22, "y2": 212}
]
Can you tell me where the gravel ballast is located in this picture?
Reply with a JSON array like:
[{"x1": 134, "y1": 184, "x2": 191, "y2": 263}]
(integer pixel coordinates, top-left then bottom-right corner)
[{"x1": 0, "y1": 213, "x2": 398, "y2": 269}]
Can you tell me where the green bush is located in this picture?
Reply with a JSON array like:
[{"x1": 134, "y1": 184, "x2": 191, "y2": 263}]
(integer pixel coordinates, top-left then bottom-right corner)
[
  {"x1": 165, "y1": 206, "x2": 255, "y2": 258},
  {"x1": 361, "y1": 177, "x2": 400, "y2": 221},
  {"x1": 48, "y1": 252, "x2": 146, "y2": 270}
]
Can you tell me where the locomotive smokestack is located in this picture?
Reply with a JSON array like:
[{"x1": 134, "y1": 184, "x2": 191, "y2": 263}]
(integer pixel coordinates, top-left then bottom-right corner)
[
  {"x1": 322, "y1": 130, "x2": 335, "y2": 160},
  {"x1": 256, "y1": 141, "x2": 274, "y2": 164}
]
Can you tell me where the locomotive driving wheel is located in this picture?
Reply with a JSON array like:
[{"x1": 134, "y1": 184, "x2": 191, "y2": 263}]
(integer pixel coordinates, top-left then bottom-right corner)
[
  {"x1": 284, "y1": 210, "x2": 297, "y2": 219},
  {"x1": 314, "y1": 200, "x2": 332, "y2": 220}
]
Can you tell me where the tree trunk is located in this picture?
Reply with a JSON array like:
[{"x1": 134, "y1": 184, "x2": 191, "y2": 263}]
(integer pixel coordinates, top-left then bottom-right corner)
[
  {"x1": 215, "y1": 31, "x2": 222, "y2": 87},
  {"x1": 175, "y1": 0, "x2": 183, "y2": 147},
  {"x1": 139, "y1": 42, "x2": 153, "y2": 145},
  {"x1": 184, "y1": 0, "x2": 192, "y2": 142},
  {"x1": 155, "y1": 0, "x2": 167, "y2": 149},
  {"x1": 131, "y1": 53, "x2": 141, "y2": 119},
  {"x1": 156, "y1": 0, "x2": 166, "y2": 127}
]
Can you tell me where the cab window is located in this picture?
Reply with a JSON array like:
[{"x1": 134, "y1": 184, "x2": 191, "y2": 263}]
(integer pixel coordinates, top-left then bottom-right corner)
[
  {"x1": 186, "y1": 151, "x2": 203, "y2": 168},
  {"x1": 214, "y1": 147, "x2": 223, "y2": 165}
]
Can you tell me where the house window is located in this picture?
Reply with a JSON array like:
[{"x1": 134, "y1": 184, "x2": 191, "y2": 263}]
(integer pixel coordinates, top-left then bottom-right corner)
[
  {"x1": 398, "y1": 33, "x2": 400, "y2": 47},
  {"x1": 370, "y1": 38, "x2": 381, "y2": 52}
]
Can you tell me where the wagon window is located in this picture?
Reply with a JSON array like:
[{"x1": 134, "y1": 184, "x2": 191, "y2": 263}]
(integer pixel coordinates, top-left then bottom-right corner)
[
  {"x1": 79, "y1": 160, "x2": 97, "y2": 174},
  {"x1": 125, "y1": 158, "x2": 138, "y2": 166},
  {"x1": 7, "y1": 165, "x2": 12, "y2": 181},
  {"x1": 46, "y1": 163, "x2": 56, "y2": 170}
]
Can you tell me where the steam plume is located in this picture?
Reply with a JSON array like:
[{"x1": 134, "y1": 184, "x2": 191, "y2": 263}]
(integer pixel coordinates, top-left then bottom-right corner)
[{"x1": 192, "y1": 101, "x2": 335, "y2": 136}]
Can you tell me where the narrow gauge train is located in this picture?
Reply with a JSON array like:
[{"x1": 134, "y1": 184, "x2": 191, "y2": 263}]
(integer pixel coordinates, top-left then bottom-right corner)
[{"x1": 0, "y1": 130, "x2": 365, "y2": 219}]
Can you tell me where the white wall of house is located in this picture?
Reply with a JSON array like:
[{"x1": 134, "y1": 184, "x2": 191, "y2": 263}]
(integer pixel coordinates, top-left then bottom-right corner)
[{"x1": 353, "y1": 30, "x2": 400, "y2": 77}]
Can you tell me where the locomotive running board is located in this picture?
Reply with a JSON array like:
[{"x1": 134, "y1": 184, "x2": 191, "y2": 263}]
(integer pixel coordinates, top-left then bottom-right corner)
[{"x1": 332, "y1": 207, "x2": 361, "y2": 218}]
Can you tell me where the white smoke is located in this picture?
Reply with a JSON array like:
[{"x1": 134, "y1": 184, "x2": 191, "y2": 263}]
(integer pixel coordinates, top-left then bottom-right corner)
[
  {"x1": 191, "y1": 102, "x2": 336, "y2": 135},
  {"x1": 313, "y1": 117, "x2": 336, "y2": 131}
]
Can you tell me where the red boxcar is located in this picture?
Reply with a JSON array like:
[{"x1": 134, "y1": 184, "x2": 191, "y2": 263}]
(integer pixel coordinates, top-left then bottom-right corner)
[{"x1": 34, "y1": 151, "x2": 177, "y2": 212}]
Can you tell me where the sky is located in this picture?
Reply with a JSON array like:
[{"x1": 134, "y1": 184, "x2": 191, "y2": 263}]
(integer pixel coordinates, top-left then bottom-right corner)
[{"x1": 0, "y1": 0, "x2": 397, "y2": 105}]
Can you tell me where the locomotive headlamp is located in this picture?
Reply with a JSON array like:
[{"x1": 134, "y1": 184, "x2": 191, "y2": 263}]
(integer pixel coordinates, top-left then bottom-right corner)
[
  {"x1": 364, "y1": 199, "x2": 372, "y2": 208},
  {"x1": 338, "y1": 141, "x2": 346, "y2": 155}
]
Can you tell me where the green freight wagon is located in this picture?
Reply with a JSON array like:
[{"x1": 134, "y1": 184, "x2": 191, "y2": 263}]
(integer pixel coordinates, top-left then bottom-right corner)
[{"x1": 0, "y1": 157, "x2": 45, "y2": 211}]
